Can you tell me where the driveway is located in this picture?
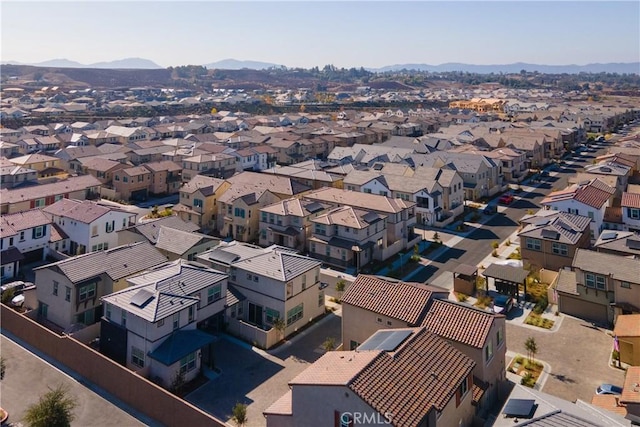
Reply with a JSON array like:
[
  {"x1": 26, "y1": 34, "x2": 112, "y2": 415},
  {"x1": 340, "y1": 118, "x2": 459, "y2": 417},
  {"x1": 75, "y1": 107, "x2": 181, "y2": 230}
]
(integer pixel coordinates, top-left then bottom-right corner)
[
  {"x1": 506, "y1": 315, "x2": 625, "y2": 403},
  {"x1": 0, "y1": 335, "x2": 150, "y2": 427},
  {"x1": 186, "y1": 312, "x2": 342, "y2": 427}
]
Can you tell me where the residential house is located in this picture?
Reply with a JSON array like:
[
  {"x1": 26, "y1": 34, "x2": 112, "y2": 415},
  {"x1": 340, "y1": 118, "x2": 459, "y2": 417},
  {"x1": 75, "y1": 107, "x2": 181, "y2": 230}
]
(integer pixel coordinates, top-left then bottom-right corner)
[
  {"x1": 412, "y1": 167, "x2": 465, "y2": 219},
  {"x1": 613, "y1": 314, "x2": 640, "y2": 366},
  {"x1": 518, "y1": 211, "x2": 592, "y2": 271},
  {"x1": 43, "y1": 199, "x2": 136, "y2": 255},
  {"x1": 0, "y1": 158, "x2": 37, "y2": 189},
  {"x1": 0, "y1": 209, "x2": 54, "y2": 269},
  {"x1": 100, "y1": 260, "x2": 227, "y2": 388},
  {"x1": 622, "y1": 193, "x2": 640, "y2": 233},
  {"x1": 307, "y1": 206, "x2": 387, "y2": 272},
  {"x1": 593, "y1": 230, "x2": 640, "y2": 257},
  {"x1": 9, "y1": 153, "x2": 66, "y2": 179},
  {"x1": 262, "y1": 165, "x2": 343, "y2": 190},
  {"x1": 173, "y1": 175, "x2": 231, "y2": 232},
  {"x1": 619, "y1": 366, "x2": 640, "y2": 424},
  {"x1": 264, "y1": 328, "x2": 476, "y2": 427},
  {"x1": 258, "y1": 198, "x2": 330, "y2": 252},
  {"x1": 197, "y1": 241, "x2": 324, "y2": 349},
  {"x1": 421, "y1": 299, "x2": 507, "y2": 413},
  {"x1": 541, "y1": 178, "x2": 616, "y2": 240},
  {"x1": 0, "y1": 174, "x2": 102, "y2": 215},
  {"x1": 218, "y1": 184, "x2": 280, "y2": 243},
  {"x1": 112, "y1": 166, "x2": 152, "y2": 201},
  {"x1": 117, "y1": 215, "x2": 200, "y2": 247},
  {"x1": 143, "y1": 160, "x2": 182, "y2": 196},
  {"x1": 556, "y1": 249, "x2": 640, "y2": 326},
  {"x1": 181, "y1": 153, "x2": 237, "y2": 182},
  {"x1": 154, "y1": 226, "x2": 219, "y2": 261},
  {"x1": 340, "y1": 275, "x2": 448, "y2": 350},
  {"x1": 34, "y1": 242, "x2": 168, "y2": 330},
  {"x1": 303, "y1": 187, "x2": 421, "y2": 264},
  {"x1": 104, "y1": 125, "x2": 150, "y2": 144},
  {"x1": 78, "y1": 157, "x2": 128, "y2": 185}
]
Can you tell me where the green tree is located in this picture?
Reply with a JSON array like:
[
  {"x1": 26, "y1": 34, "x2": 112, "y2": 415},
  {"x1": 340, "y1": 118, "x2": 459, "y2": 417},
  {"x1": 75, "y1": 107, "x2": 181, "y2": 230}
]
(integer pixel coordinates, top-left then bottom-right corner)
[
  {"x1": 335, "y1": 279, "x2": 347, "y2": 301},
  {"x1": 525, "y1": 337, "x2": 538, "y2": 364},
  {"x1": 1, "y1": 287, "x2": 16, "y2": 305},
  {"x1": 272, "y1": 317, "x2": 286, "y2": 342},
  {"x1": 24, "y1": 384, "x2": 77, "y2": 427},
  {"x1": 232, "y1": 402, "x2": 248, "y2": 426},
  {"x1": 322, "y1": 337, "x2": 336, "y2": 352}
]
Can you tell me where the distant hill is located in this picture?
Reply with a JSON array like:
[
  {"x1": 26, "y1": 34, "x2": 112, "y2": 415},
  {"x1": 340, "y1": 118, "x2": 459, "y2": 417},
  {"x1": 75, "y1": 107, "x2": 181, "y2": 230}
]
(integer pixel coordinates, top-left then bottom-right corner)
[
  {"x1": 4, "y1": 57, "x2": 163, "y2": 69},
  {"x1": 204, "y1": 58, "x2": 282, "y2": 70},
  {"x1": 370, "y1": 62, "x2": 640, "y2": 74}
]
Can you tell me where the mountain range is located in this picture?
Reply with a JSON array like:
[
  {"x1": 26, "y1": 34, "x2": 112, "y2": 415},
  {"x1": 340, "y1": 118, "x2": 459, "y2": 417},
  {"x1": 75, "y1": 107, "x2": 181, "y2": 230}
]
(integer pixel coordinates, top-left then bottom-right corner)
[{"x1": 3, "y1": 57, "x2": 639, "y2": 74}]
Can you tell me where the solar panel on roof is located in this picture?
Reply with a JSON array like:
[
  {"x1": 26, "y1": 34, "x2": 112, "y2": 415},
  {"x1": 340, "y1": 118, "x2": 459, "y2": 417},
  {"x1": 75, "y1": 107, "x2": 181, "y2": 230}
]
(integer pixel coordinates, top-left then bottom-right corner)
[
  {"x1": 541, "y1": 229, "x2": 560, "y2": 240},
  {"x1": 305, "y1": 202, "x2": 324, "y2": 214},
  {"x1": 601, "y1": 231, "x2": 618, "y2": 240},
  {"x1": 363, "y1": 212, "x2": 380, "y2": 224},
  {"x1": 357, "y1": 329, "x2": 413, "y2": 352},
  {"x1": 557, "y1": 220, "x2": 575, "y2": 232},
  {"x1": 533, "y1": 218, "x2": 550, "y2": 226},
  {"x1": 130, "y1": 289, "x2": 154, "y2": 308},
  {"x1": 503, "y1": 399, "x2": 536, "y2": 419},
  {"x1": 626, "y1": 238, "x2": 640, "y2": 250}
]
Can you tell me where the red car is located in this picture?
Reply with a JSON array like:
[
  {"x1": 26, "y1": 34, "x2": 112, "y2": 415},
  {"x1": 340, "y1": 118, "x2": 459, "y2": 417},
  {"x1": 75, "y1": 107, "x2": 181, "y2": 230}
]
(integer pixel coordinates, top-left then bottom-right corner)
[{"x1": 498, "y1": 194, "x2": 514, "y2": 205}]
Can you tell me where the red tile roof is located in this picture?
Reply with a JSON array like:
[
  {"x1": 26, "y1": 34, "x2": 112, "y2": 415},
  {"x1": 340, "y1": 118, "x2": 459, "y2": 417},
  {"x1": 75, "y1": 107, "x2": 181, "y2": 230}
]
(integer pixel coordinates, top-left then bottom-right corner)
[
  {"x1": 421, "y1": 299, "x2": 498, "y2": 348},
  {"x1": 349, "y1": 329, "x2": 475, "y2": 426},
  {"x1": 620, "y1": 366, "x2": 640, "y2": 404},
  {"x1": 622, "y1": 192, "x2": 640, "y2": 209},
  {"x1": 614, "y1": 314, "x2": 640, "y2": 337},
  {"x1": 341, "y1": 275, "x2": 441, "y2": 324}
]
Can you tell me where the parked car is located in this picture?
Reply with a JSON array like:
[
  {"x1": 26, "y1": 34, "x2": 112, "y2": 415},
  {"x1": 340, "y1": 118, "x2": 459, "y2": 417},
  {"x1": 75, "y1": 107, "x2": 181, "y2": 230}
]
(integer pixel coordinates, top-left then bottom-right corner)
[
  {"x1": 493, "y1": 294, "x2": 514, "y2": 314},
  {"x1": 483, "y1": 204, "x2": 498, "y2": 215},
  {"x1": 595, "y1": 384, "x2": 623, "y2": 395},
  {"x1": 0, "y1": 280, "x2": 32, "y2": 296},
  {"x1": 498, "y1": 194, "x2": 515, "y2": 205}
]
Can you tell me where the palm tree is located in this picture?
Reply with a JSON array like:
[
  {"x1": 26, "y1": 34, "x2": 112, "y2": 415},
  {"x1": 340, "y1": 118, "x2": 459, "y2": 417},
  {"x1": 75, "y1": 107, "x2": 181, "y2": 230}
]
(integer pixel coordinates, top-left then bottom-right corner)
[{"x1": 24, "y1": 384, "x2": 77, "y2": 427}]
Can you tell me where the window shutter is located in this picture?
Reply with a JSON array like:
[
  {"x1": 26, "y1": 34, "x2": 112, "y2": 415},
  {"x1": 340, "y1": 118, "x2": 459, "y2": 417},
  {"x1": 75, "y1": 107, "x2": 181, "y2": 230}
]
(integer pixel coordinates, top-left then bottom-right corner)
[
  {"x1": 334, "y1": 410, "x2": 341, "y2": 427},
  {"x1": 32, "y1": 228, "x2": 36, "y2": 239},
  {"x1": 30, "y1": 200, "x2": 36, "y2": 209},
  {"x1": 42, "y1": 224, "x2": 47, "y2": 235},
  {"x1": 456, "y1": 389, "x2": 461, "y2": 407}
]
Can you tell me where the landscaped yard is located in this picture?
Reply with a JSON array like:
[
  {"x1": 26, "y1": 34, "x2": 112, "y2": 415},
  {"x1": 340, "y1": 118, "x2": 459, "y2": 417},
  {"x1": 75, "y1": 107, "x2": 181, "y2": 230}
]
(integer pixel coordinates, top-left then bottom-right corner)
[
  {"x1": 508, "y1": 355, "x2": 544, "y2": 388},
  {"x1": 524, "y1": 312, "x2": 554, "y2": 329}
]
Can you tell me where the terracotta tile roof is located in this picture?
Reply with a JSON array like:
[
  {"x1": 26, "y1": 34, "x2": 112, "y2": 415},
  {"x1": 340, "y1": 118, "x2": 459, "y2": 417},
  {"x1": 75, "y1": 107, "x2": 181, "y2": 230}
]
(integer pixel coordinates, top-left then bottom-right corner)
[
  {"x1": 542, "y1": 179, "x2": 614, "y2": 209},
  {"x1": 342, "y1": 275, "x2": 441, "y2": 325},
  {"x1": 289, "y1": 350, "x2": 380, "y2": 386},
  {"x1": 311, "y1": 206, "x2": 385, "y2": 229},
  {"x1": 472, "y1": 376, "x2": 489, "y2": 405},
  {"x1": 421, "y1": 299, "x2": 498, "y2": 348},
  {"x1": 49, "y1": 223, "x2": 68, "y2": 242},
  {"x1": 180, "y1": 175, "x2": 226, "y2": 196},
  {"x1": 614, "y1": 314, "x2": 640, "y2": 337},
  {"x1": 121, "y1": 166, "x2": 150, "y2": 176},
  {"x1": 620, "y1": 366, "x2": 640, "y2": 404},
  {"x1": 349, "y1": 328, "x2": 475, "y2": 426},
  {"x1": 622, "y1": 192, "x2": 640, "y2": 209},
  {"x1": 0, "y1": 175, "x2": 102, "y2": 205},
  {"x1": 590, "y1": 394, "x2": 627, "y2": 417},
  {"x1": 263, "y1": 390, "x2": 292, "y2": 416}
]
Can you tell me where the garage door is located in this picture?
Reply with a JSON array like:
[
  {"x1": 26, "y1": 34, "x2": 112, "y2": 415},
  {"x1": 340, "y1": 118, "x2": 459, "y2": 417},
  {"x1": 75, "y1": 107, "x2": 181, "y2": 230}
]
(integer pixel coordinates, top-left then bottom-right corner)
[{"x1": 559, "y1": 294, "x2": 608, "y2": 325}]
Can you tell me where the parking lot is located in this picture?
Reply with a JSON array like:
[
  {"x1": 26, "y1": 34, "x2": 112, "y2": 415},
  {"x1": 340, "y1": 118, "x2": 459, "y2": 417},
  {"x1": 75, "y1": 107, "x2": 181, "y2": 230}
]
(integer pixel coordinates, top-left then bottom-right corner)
[{"x1": 186, "y1": 311, "x2": 342, "y2": 427}]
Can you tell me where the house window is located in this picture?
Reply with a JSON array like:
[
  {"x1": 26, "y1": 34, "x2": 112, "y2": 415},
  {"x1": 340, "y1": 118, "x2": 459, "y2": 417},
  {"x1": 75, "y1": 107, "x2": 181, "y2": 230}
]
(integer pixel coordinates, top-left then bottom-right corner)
[
  {"x1": 497, "y1": 327, "x2": 504, "y2": 346},
  {"x1": 350, "y1": 340, "x2": 360, "y2": 350},
  {"x1": 106, "y1": 304, "x2": 111, "y2": 319},
  {"x1": 386, "y1": 320, "x2": 392, "y2": 326},
  {"x1": 376, "y1": 317, "x2": 383, "y2": 324},
  {"x1": 585, "y1": 272, "x2": 606, "y2": 290},
  {"x1": 301, "y1": 275, "x2": 306, "y2": 290},
  {"x1": 234, "y1": 208, "x2": 245, "y2": 218},
  {"x1": 621, "y1": 281, "x2": 631, "y2": 289},
  {"x1": 286, "y1": 303, "x2": 303, "y2": 326},
  {"x1": 65, "y1": 286, "x2": 71, "y2": 302},
  {"x1": 207, "y1": 284, "x2": 222, "y2": 303},
  {"x1": 568, "y1": 208, "x2": 578, "y2": 215},
  {"x1": 91, "y1": 225, "x2": 98, "y2": 237},
  {"x1": 131, "y1": 346, "x2": 145, "y2": 368},
  {"x1": 78, "y1": 283, "x2": 96, "y2": 302},
  {"x1": 34, "y1": 198, "x2": 46, "y2": 207},
  {"x1": 105, "y1": 220, "x2": 115, "y2": 233},
  {"x1": 121, "y1": 311, "x2": 127, "y2": 327},
  {"x1": 173, "y1": 313, "x2": 180, "y2": 330},
  {"x1": 33, "y1": 226, "x2": 44, "y2": 239},
  {"x1": 587, "y1": 211, "x2": 594, "y2": 220},
  {"x1": 485, "y1": 340, "x2": 494, "y2": 362},
  {"x1": 286, "y1": 282, "x2": 293, "y2": 298},
  {"x1": 551, "y1": 242, "x2": 568, "y2": 256},
  {"x1": 265, "y1": 308, "x2": 280, "y2": 325},
  {"x1": 318, "y1": 291, "x2": 324, "y2": 307},
  {"x1": 179, "y1": 352, "x2": 196, "y2": 375},
  {"x1": 188, "y1": 305, "x2": 195, "y2": 323},
  {"x1": 629, "y1": 208, "x2": 640, "y2": 219},
  {"x1": 193, "y1": 199, "x2": 203, "y2": 208},
  {"x1": 53, "y1": 281, "x2": 58, "y2": 296},
  {"x1": 525, "y1": 238, "x2": 541, "y2": 251},
  {"x1": 456, "y1": 376, "x2": 470, "y2": 407},
  {"x1": 19, "y1": 231, "x2": 25, "y2": 241}
]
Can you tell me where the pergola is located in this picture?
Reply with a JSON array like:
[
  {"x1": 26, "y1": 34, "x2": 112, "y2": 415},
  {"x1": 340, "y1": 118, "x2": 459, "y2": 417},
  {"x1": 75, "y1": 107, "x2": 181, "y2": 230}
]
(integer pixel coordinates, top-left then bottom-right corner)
[{"x1": 482, "y1": 263, "x2": 529, "y2": 302}]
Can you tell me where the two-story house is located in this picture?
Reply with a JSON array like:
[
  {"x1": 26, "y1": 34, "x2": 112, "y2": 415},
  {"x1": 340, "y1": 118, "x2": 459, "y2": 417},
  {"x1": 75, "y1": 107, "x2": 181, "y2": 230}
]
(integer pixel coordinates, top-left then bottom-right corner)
[
  {"x1": 143, "y1": 160, "x2": 182, "y2": 196},
  {"x1": 308, "y1": 206, "x2": 387, "y2": 272},
  {"x1": 181, "y1": 153, "x2": 237, "y2": 181},
  {"x1": 112, "y1": 166, "x2": 152, "y2": 202},
  {"x1": 621, "y1": 192, "x2": 640, "y2": 233},
  {"x1": 99, "y1": 260, "x2": 227, "y2": 388},
  {"x1": 341, "y1": 275, "x2": 449, "y2": 350},
  {"x1": 218, "y1": 184, "x2": 280, "y2": 243},
  {"x1": 541, "y1": 178, "x2": 616, "y2": 240},
  {"x1": 43, "y1": 199, "x2": 137, "y2": 255},
  {"x1": 518, "y1": 211, "x2": 592, "y2": 271},
  {"x1": 303, "y1": 187, "x2": 421, "y2": 264},
  {"x1": 34, "y1": 242, "x2": 168, "y2": 330},
  {"x1": 258, "y1": 198, "x2": 330, "y2": 252},
  {"x1": 264, "y1": 328, "x2": 476, "y2": 427},
  {"x1": 117, "y1": 215, "x2": 200, "y2": 246},
  {"x1": 173, "y1": 175, "x2": 231, "y2": 233},
  {"x1": 556, "y1": 249, "x2": 640, "y2": 326}
]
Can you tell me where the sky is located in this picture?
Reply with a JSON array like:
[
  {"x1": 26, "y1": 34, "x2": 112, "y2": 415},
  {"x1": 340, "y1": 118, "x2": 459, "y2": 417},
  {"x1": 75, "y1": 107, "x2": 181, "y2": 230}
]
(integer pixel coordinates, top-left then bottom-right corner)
[{"x1": 2, "y1": 1, "x2": 639, "y2": 68}]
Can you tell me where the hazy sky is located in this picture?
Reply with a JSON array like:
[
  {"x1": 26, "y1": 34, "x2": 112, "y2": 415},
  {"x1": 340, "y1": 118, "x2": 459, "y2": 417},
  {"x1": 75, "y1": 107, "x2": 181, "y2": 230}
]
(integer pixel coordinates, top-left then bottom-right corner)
[{"x1": 2, "y1": 1, "x2": 639, "y2": 68}]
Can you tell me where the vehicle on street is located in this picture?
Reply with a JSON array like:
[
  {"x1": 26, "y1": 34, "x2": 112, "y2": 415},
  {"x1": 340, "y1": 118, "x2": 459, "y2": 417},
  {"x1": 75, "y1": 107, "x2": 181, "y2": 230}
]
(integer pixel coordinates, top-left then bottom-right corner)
[
  {"x1": 0, "y1": 280, "x2": 33, "y2": 296},
  {"x1": 498, "y1": 194, "x2": 515, "y2": 205},
  {"x1": 595, "y1": 384, "x2": 623, "y2": 395},
  {"x1": 483, "y1": 204, "x2": 498, "y2": 215},
  {"x1": 492, "y1": 294, "x2": 514, "y2": 314}
]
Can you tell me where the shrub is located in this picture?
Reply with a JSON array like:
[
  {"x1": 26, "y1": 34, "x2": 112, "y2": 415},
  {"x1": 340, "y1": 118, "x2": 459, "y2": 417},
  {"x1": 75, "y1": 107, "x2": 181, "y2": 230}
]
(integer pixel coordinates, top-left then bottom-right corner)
[
  {"x1": 492, "y1": 241, "x2": 499, "y2": 249},
  {"x1": 410, "y1": 254, "x2": 420, "y2": 263},
  {"x1": 505, "y1": 239, "x2": 511, "y2": 246},
  {"x1": 455, "y1": 292, "x2": 469, "y2": 302},
  {"x1": 492, "y1": 249, "x2": 499, "y2": 257},
  {"x1": 521, "y1": 372, "x2": 535, "y2": 388},
  {"x1": 533, "y1": 295, "x2": 548, "y2": 315}
]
